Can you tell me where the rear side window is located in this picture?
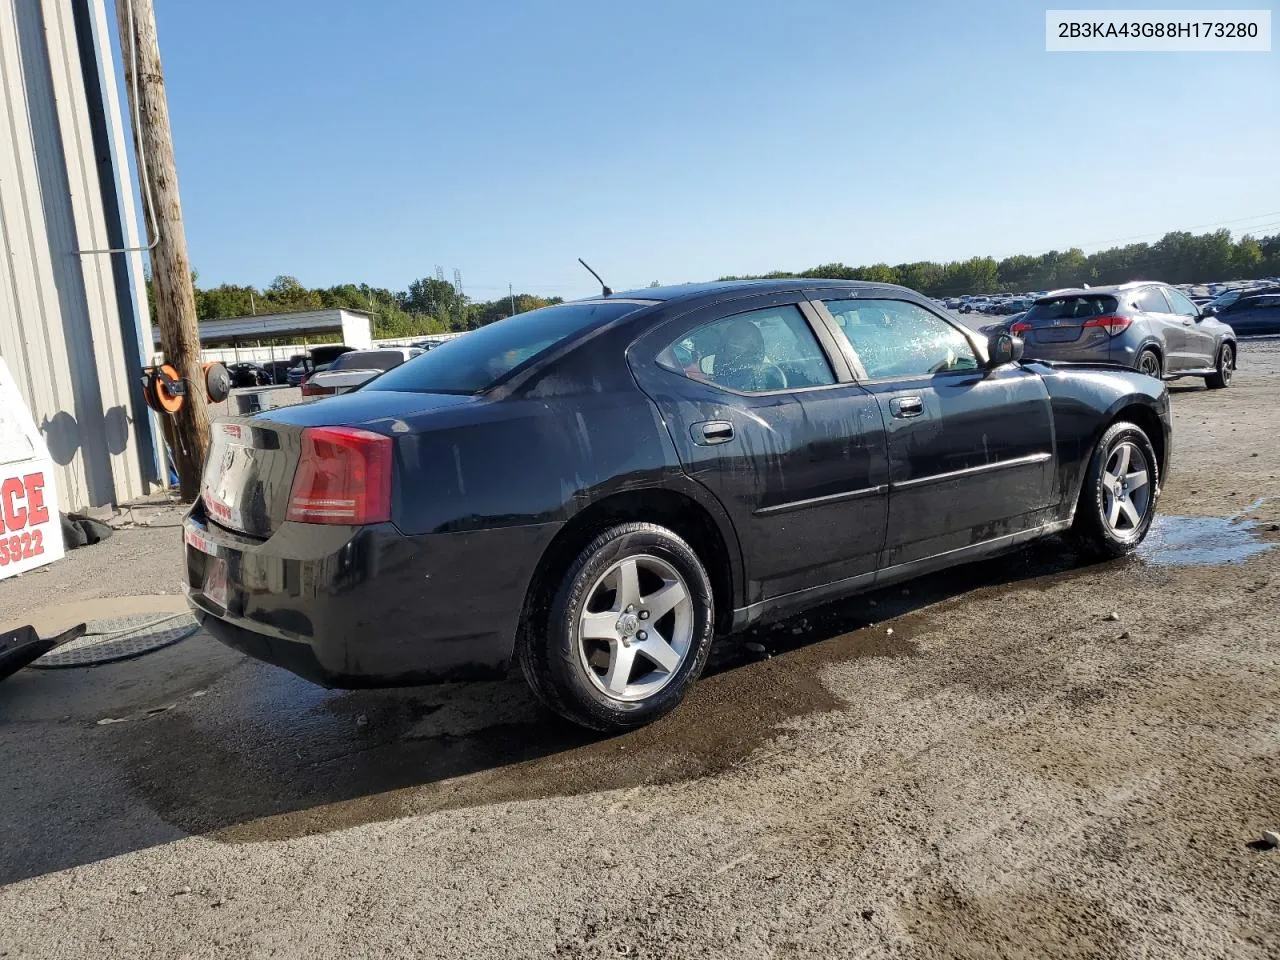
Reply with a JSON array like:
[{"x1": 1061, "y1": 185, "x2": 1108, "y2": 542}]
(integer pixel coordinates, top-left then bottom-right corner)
[
  {"x1": 367, "y1": 301, "x2": 647, "y2": 394},
  {"x1": 1135, "y1": 288, "x2": 1172, "y2": 314},
  {"x1": 1238, "y1": 295, "x2": 1280, "y2": 311},
  {"x1": 823, "y1": 299, "x2": 977, "y2": 379},
  {"x1": 1162, "y1": 288, "x2": 1199, "y2": 317},
  {"x1": 657, "y1": 305, "x2": 835, "y2": 393},
  {"x1": 1025, "y1": 295, "x2": 1120, "y2": 322}
]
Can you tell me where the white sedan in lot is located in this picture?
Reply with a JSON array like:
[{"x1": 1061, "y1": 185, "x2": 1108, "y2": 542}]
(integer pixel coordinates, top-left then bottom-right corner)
[{"x1": 300, "y1": 347, "x2": 423, "y2": 397}]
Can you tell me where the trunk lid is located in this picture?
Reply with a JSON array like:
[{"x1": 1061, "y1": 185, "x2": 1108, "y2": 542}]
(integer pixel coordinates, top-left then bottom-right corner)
[
  {"x1": 200, "y1": 419, "x2": 304, "y2": 538},
  {"x1": 200, "y1": 391, "x2": 480, "y2": 537}
]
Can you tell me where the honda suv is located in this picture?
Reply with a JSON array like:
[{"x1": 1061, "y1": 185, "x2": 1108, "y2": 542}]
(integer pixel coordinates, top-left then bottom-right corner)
[{"x1": 1011, "y1": 282, "x2": 1237, "y2": 388}]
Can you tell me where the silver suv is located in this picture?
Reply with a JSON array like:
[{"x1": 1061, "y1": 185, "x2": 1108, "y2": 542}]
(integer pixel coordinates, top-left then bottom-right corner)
[{"x1": 1011, "y1": 282, "x2": 1237, "y2": 389}]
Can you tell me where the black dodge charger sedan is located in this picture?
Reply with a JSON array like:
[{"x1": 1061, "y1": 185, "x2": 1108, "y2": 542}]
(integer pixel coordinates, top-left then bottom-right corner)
[{"x1": 185, "y1": 280, "x2": 1171, "y2": 730}]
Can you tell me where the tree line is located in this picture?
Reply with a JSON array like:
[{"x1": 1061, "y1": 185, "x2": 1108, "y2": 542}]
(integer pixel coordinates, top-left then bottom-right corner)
[
  {"x1": 174, "y1": 225, "x2": 1280, "y2": 342},
  {"x1": 722, "y1": 228, "x2": 1280, "y2": 298},
  {"x1": 183, "y1": 274, "x2": 562, "y2": 340}
]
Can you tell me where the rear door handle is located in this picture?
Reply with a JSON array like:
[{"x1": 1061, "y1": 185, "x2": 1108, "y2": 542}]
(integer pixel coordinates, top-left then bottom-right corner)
[
  {"x1": 692, "y1": 420, "x2": 734, "y2": 445},
  {"x1": 889, "y1": 396, "x2": 924, "y2": 419}
]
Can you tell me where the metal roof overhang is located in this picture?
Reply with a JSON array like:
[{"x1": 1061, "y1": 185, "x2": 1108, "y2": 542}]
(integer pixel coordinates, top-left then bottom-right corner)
[{"x1": 151, "y1": 309, "x2": 373, "y2": 345}]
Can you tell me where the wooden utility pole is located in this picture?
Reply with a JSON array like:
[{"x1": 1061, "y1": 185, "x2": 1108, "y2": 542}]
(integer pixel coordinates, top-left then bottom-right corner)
[{"x1": 116, "y1": 0, "x2": 210, "y2": 500}]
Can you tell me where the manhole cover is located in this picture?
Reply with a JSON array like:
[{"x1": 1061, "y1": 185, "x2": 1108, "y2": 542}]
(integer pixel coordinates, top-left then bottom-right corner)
[{"x1": 30, "y1": 613, "x2": 199, "y2": 668}]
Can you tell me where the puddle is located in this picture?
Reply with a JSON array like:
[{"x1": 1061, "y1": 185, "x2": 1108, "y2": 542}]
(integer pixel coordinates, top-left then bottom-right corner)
[{"x1": 1136, "y1": 514, "x2": 1277, "y2": 566}]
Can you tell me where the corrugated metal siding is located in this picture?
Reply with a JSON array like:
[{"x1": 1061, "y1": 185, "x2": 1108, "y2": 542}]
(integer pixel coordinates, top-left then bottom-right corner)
[{"x1": 0, "y1": 0, "x2": 152, "y2": 509}]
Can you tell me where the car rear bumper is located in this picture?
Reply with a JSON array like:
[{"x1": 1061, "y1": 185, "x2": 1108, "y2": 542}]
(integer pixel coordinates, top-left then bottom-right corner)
[{"x1": 183, "y1": 503, "x2": 562, "y2": 687}]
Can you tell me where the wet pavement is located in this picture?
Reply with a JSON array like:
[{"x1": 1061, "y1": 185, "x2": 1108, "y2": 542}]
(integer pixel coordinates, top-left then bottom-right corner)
[{"x1": 0, "y1": 536, "x2": 1099, "y2": 884}]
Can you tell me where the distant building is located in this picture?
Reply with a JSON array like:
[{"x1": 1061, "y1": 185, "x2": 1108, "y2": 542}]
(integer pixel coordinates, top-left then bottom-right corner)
[
  {"x1": 0, "y1": 0, "x2": 157, "y2": 510},
  {"x1": 152, "y1": 308, "x2": 375, "y2": 354}
]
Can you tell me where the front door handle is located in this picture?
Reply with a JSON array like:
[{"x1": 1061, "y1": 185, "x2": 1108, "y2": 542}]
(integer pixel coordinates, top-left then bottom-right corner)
[
  {"x1": 889, "y1": 396, "x2": 924, "y2": 419},
  {"x1": 692, "y1": 420, "x2": 734, "y2": 445}
]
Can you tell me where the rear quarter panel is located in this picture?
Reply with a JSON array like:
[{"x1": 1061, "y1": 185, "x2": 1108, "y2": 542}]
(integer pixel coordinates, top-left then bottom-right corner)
[{"x1": 1028, "y1": 363, "x2": 1171, "y2": 516}]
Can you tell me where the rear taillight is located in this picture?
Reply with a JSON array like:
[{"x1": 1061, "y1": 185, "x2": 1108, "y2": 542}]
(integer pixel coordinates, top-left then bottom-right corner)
[
  {"x1": 1082, "y1": 314, "x2": 1133, "y2": 335},
  {"x1": 1010, "y1": 320, "x2": 1031, "y2": 335},
  {"x1": 300, "y1": 380, "x2": 334, "y2": 397},
  {"x1": 286, "y1": 427, "x2": 392, "y2": 524}
]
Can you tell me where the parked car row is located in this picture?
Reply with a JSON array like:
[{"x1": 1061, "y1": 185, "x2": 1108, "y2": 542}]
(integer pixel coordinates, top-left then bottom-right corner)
[{"x1": 940, "y1": 276, "x2": 1280, "y2": 328}]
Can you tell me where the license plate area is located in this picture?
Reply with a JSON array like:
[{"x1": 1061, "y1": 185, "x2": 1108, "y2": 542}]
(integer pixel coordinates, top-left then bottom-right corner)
[
  {"x1": 203, "y1": 556, "x2": 229, "y2": 611},
  {"x1": 205, "y1": 442, "x2": 255, "y2": 529}
]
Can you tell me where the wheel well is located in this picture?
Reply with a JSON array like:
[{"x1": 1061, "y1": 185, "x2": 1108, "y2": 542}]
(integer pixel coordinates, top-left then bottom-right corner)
[
  {"x1": 1137, "y1": 342, "x2": 1163, "y2": 366},
  {"x1": 518, "y1": 490, "x2": 737, "y2": 645},
  {"x1": 1113, "y1": 404, "x2": 1167, "y2": 480}
]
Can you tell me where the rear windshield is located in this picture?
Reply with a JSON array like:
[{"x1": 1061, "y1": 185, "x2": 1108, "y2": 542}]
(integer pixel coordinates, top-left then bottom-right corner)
[
  {"x1": 365, "y1": 300, "x2": 648, "y2": 395},
  {"x1": 1025, "y1": 295, "x2": 1118, "y2": 322},
  {"x1": 330, "y1": 350, "x2": 408, "y2": 372}
]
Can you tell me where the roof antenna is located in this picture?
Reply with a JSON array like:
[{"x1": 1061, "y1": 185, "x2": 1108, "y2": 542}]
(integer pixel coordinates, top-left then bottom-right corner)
[{"x1": 578, "y1": 258, "x2": 613, "y2": 296}]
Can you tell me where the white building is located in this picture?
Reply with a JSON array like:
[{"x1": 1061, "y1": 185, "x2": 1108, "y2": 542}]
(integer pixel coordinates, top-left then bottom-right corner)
[{"x1": 0, "y1": 0, "x2": 157, "y2": 511}]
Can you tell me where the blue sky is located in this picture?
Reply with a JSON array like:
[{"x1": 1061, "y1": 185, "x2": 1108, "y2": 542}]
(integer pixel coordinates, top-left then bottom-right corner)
[{"x1": 123, "y1": 0, "x2": 1279, "y2": 300}]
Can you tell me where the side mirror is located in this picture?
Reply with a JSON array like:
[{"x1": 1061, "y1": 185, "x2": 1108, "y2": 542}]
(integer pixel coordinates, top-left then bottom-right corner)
[
  {"x1": 1201, "y1": 305, "x2": 1218, "y2": 317},
  {"x1": 987, "y1": 332, "x2": 1023, "y2": 367}
]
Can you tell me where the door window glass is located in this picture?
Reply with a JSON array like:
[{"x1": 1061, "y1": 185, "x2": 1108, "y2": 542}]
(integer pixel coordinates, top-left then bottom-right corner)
[
  {"x1": 1135, "y1": 288, "x2": 1172, "y2": 314},
  {"x1": 1162, "y1": 287, "x2": 1199, "y2": 317},
  {"x1": 658, "y1": 305, "x2": 835, "y2": 393},
  {"x1": 822, "y1": 299, "x2": 978, "y2": 379}
]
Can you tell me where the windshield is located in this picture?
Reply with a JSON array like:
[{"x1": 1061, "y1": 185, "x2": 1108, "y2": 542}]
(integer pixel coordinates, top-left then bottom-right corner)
[
  {"x1": 365, "y1": 301, "x2": 649, "y2": 395},
  {"x1": 1024, "y1": 295, "x2": 1118, "y2": 323}
]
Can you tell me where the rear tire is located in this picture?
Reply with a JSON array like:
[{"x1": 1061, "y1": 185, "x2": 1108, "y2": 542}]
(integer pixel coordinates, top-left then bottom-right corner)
[
  {"x1": 1135, "y1": 348, "x2": 1162, "y2": 380},
  {"x1": 518, "y1": 523, "x2": 715, "y2": 732},
  {"x1": 1069, "y1": 421, "x2": 1160, "y2": 560},
  {"x1": 1205, "y1": 343, "x2": 1233, "y2": 389}
]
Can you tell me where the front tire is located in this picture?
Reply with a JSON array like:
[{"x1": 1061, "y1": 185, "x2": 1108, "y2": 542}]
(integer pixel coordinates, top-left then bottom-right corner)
[
  {"x1": 519, "y1": 523, "x2": 715, "y2": 732},
  {"x1": 1205, "y1": 343, "x2": 1233, "y2": 389},
  {"x1": 1069, "y1": 421, "x2": 1160, "y2": 560}
]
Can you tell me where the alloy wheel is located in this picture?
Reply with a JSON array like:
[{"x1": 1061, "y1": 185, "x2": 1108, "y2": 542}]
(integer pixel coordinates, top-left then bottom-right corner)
[
  {"x1": 577, "y1": 554, "x2": 694, "y2": 702},
  {"x1": 1100, "y1": 441, "x2": 1153, "y2": 541},
  {"x1": 1138, "y1": 352, "x2": 1160, "y2": 378},
  {"x1": 1219, "y1": 345, "x2": 1233, "y2": 384}
]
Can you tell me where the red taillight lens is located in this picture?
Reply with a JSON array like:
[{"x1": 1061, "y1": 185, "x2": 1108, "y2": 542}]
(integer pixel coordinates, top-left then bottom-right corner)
[
  {"x1": 1010, "y1": 320, "x2": 1031, "y2": 335},
  {"x1": 300, "y1": 381, "x2": 334, "y2": 397},
  {"x1": 1082, "y1": 314, "x2": 1133, "y2": 335},
  {"x1": 286, "y1": 427, "x2": 392, "y2": 525}
]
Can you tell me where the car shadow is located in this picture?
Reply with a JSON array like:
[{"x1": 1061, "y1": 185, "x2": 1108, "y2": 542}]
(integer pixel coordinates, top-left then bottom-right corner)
[{"x1": 2, "y1": 536, "x2": 1099, "y2": 884}]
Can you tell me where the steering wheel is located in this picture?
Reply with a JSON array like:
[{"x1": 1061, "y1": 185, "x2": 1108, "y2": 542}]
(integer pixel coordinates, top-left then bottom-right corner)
[
  {"x1": 928, "y1": 348, "x2": 958, "y2": 375},
  {"x1": 757, "y1": 360, "x2": 787, "y2": 391}
]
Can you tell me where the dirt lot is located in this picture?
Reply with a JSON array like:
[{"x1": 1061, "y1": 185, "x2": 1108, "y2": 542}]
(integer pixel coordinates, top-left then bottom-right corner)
[{"x1": 2, "y1": 344, "x2": 1279, "y2": 959}]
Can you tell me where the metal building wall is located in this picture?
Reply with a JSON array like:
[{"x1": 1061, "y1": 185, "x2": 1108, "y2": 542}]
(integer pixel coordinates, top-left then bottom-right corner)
[{"x1": 0, "y1": 0, "x2": 154, "y2": 510}]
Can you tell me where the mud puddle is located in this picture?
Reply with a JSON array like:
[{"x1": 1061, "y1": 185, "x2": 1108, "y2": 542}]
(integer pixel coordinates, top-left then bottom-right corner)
[
  {"x1": 1137, "y1": 514, "x2": 1277, "y2": 566},
  {"x1": 107, "y1": 540, "x2": 1093, "y2": 845}
]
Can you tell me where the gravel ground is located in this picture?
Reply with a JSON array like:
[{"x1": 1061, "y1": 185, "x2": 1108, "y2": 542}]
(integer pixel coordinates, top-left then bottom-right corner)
[{"x1": 2, "y1": 344, "x2": 1279, "y2": 959}]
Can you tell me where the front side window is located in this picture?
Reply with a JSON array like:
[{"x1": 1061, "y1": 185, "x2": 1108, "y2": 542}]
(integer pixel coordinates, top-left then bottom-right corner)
[
  {"x1": 658, "y1": 305, "x2": 834, "y2": 393},
  {"x1": 822, "y1": 299, "x2": 978, "y2": 379}
]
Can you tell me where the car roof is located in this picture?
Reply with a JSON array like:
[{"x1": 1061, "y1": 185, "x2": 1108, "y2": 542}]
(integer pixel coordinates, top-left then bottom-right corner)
[
  {"x1": 1034, "y1": 282, "x2": 1151, "y2": 299},
  {"x1": 603, "y1": 278, "x2": 885, "y2": 302}
]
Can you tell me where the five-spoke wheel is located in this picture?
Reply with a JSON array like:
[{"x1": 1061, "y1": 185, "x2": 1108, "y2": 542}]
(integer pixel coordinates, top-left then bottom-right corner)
[
  {"x1": 1070, "y1": 420, "x2": 1160, "y2": 558},
  {"x1": 519, "y1": 523, "x2": 715, "y2": 731},
  {"x1": 577, "y1": 554, "x2": 694, "y2": 702},
  {"x1": 1099, "y1": 440, "x2": 1152, "y2": 542}
]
